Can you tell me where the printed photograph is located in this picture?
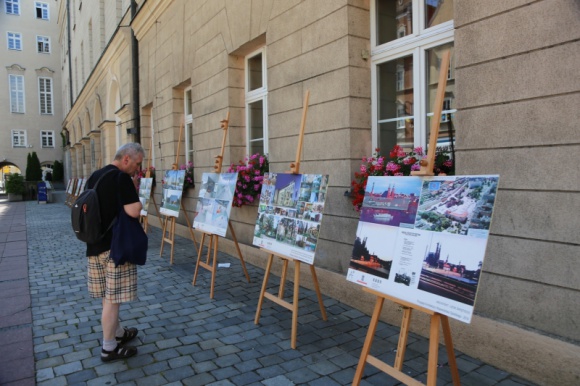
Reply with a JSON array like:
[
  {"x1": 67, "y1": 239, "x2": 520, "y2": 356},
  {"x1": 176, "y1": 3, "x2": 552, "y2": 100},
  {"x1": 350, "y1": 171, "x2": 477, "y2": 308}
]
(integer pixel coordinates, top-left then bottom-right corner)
[
  {"x1": 417, "y1": 232, "x2": 487, "y2": 306},
  {"x1": 415, "y1": 176, "x2": 499, "y2": 235},
  {"x1": 349, "y1": 222, "x2": 398, "y2": 279},
  {"x1": 358, "y1": 176, "x2": 422, "y2": 227}
]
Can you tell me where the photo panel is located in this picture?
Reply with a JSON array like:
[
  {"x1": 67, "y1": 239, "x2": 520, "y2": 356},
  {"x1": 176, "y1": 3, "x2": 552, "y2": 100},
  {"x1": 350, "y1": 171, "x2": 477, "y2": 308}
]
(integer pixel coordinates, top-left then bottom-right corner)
[
  {"x1": 193, "y1": 172, "x2": 238, "y2": 237},
  {"x1": 253, "y1": 173, "x2": 330, "y2": 264},
  {"x1": 139, "y1": 177, "x2": 153, "y2": 216},
  {"x1": 346, "y1": 175, "x2": 499, "y2": 324}
]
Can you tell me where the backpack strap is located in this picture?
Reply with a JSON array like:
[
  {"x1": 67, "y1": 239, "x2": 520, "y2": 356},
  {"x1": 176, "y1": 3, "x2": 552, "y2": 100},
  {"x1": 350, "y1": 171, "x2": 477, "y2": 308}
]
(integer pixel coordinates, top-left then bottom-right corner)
[{"x1": 89, "y1": 168, "x2": 118, "y2": 191}]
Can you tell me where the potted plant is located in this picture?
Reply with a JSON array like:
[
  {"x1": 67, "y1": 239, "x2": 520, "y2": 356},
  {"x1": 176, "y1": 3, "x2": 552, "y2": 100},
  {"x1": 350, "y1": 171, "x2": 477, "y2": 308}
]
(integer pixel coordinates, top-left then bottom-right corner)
[{"x1": 6, "y1": 174, "x2": 26, "y2": 201}]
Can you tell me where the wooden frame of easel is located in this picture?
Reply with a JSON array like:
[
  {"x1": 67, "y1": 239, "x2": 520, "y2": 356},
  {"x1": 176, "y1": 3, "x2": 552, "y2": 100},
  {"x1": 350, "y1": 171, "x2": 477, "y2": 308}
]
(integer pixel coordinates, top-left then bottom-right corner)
[
  {"x1": 253, "y1": 90, "x2": 328, "y2": 349},
  {"x1": 159, "y1": 120, "x2": 199, "y2": 264},
  {"x1": 192, "y1": 112, "x2": 251, "y2": 299},
  {"x1": 352, "y1": 50, "x2": 459, "y2": 386}
]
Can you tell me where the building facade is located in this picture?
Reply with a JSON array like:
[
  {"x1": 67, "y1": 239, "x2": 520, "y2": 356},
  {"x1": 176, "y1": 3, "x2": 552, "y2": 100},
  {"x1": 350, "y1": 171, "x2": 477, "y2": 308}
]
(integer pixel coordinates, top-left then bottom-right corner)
[
  {"x1": 0, "y1": 0, "x2": 63, "y2": 185},
  {"x1": 58, "y1": 1, "x2": 580, "y2": 385}
]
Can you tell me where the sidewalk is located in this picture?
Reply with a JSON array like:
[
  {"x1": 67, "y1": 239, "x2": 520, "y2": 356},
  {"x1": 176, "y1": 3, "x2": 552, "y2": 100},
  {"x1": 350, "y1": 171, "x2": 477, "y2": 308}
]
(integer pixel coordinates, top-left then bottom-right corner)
[{"x1": 0, "y1": 199, "x2": 537, "y2": 386}]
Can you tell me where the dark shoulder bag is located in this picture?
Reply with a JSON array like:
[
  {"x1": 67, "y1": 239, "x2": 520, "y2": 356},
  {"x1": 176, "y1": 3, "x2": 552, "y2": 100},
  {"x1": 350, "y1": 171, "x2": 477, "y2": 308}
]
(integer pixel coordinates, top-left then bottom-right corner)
[{"x1": 109, "y1": 178, "x2": 148, "y2": 267}]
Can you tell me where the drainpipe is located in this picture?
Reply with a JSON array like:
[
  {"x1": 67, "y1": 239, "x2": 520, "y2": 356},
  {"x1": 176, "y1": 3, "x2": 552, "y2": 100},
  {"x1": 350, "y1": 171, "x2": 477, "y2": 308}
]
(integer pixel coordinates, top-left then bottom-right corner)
[
  {"x1": 66, "y1": 0, "x2": 73, "y2": 108},
  {"x1": 130, "y1": 0, "x2": 141, "y2": 143}
]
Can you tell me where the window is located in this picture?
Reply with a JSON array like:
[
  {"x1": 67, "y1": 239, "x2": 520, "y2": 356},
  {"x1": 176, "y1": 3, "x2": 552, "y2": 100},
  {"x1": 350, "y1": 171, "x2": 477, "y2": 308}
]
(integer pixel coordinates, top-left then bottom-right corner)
[
  {"x1": 35, "y1": 2, "x2": 49, "y2": 20},
  {"x1": 9, "y1": 74, "x2": 25, "y2": 113},
  {"x1": 245, "y1": 47, "x2": 268, "y2": 155},
  {"x1": 184, "y1": 88, "x2": 194, "y2": 164},
  {"x1": 7, "y1": 32, "x2": 22, "y2": 50},
  {"x1": 5, "y1": 0, "x2": 19, "y2": 15},
  {"x1": 39, "y1": 77, "x2": 53, "y2": 114},
  {"x1": 12, "y1": 130, "x2": 26, "y2": 147},
  {"x1": 41, "y1": 130, "x2": 54, "y2": 148},
  {"x1": 37, "y1": 36, "x2": 50, "y2": 53},
  {"x1": 372, "y1": 0, "x2": 455, "y2": 153}
]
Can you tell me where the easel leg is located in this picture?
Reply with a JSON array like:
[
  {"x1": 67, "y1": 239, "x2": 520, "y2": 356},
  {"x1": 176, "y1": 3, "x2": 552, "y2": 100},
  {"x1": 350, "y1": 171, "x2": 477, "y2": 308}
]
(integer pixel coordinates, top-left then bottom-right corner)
[
  {"x1": 209, "y1": 235, "x2": 218, "y2": 299},
  {"x1": 255, "y1": 254, "x2": 274, "y2": 324},
  {"x1": 180, "y1": 200, "x2": 198, "y2": 251},
  {"x1": 291, "y1": 260, "x2": 301, "y2": 349},
  {"x1": 309, "y1": 264, "x2": 327, "y2": 321},
  {"x1": 353, "y1": 295, "x2": 385, "y2": 386},
  {"x1": 394, "y1": 307, "x2": 413, "y2": 370},
  {"x1": 427, "y1": 313, "x2": 442, "y2": 386},
  {"x1": 278, "y1": 258, "x2": 289, "y2": 298},
  {"x1": 192, "y1": 233, "x2": 207, "y2": 286},
  {"x1": 228, "y1": 221, "x2": 250, "y2": 282},
  {"x1": 441, "y1": 315, "x2": 461, "y2": 386},
  {"x1": 160, "y1": 216, "x2": 168, "y2": 256},
  {"x1": 169, "y1": 217, "x2": 176, "y2": 265}
]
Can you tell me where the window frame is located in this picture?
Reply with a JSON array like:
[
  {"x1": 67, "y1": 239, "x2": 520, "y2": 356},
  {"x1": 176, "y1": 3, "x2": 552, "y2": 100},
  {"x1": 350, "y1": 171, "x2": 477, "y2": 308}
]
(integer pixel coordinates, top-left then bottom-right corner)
[
  {"x1": 35, "y1": 1, "x2": 49, "y2": 20},
  {"x1": 40, "y1": 130, "x2": 55, "y2": 148},
  {"x1": 9, "y1": 74, "x2": 25, "y2": 114},
  {"x1": 184, "y1": 87, "x2": 194, "y2": 165},
  {"x1": 370, "y1": 0, "x2": 455, "y2": 153},
  {"x1": 12, "y1": 129, "x2": 26, "y2": 148},
  {"x1": 7, "y1": 31, "x2": 22, "y2": 50},
  {"x1": 5, "y1": 0, "x2": 20, "y2": 15},
  {"x1": 36, "y1": 35, "x2": 50, "y2": 53},
  {"x1": 38, "y1": 77, "x2": 53, "y2": 115},
  {"x1": 244, "y1": 47, "x2": 268, "y2": 156}
]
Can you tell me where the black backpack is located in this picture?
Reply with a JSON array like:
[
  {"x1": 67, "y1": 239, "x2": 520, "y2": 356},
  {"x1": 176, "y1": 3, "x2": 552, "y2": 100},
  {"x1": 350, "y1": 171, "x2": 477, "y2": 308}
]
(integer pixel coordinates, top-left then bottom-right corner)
[{"x1": 71, "y1": 169, "x2": 117, "y2": 244}]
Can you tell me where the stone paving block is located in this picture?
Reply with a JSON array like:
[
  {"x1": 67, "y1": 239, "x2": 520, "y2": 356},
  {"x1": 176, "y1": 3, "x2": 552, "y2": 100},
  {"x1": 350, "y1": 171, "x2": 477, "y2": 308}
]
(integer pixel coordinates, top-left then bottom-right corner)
[
  {"x1": 261, "y1": 375, "x2": 295, "y2": 386},
  {"x1": 142, "y1": 360, "x2": 170, "y2": 376},
  {"x1": 182, "y1": 372, "x2": 217, "y2": 385},
  {"x1": 116, "y1": 368, "x2": 146, "y2": 383},
  {"x1": 37, "y1": 376, "x2": 68, "y2": 386},
  {"x1": 65, "y1": 369, "x2": 97, "y2": 384},
  {"x1": 212, "y1": 366, "x2": 242, "y2": 381},
  {"x1": 53, "y1": 360, "x2": 83, "y2": 377},
  {"x1": 164, "y1": 365, "x2": 196, "y2": 382},
  {"x1": 230, "y1": 371, "x2": 264, "y2": 385},
  {"x1": 135, "y1": 373, "x2": 168, "y2": 386}
]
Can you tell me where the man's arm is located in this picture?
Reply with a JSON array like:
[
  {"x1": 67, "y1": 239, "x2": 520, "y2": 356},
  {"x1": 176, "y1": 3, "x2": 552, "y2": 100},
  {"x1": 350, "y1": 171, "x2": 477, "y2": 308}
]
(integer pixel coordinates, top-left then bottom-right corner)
[{"x1": 124, "y1": 201, "x2": 142, "y2": 218}]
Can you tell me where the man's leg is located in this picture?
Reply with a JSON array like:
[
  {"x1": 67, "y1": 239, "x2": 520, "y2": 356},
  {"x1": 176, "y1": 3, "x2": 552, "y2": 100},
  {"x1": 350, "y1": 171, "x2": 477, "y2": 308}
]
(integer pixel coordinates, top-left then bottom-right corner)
[{"x1": 102, "y1": 299, "x2": 120, "y2": 342}]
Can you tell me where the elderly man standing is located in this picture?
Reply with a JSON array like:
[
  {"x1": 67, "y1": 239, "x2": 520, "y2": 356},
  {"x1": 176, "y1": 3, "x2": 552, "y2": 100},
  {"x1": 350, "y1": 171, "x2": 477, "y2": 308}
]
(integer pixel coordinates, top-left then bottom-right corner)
[{"x1": 84, "y1": 142, "x2": 144, "y2": 361}]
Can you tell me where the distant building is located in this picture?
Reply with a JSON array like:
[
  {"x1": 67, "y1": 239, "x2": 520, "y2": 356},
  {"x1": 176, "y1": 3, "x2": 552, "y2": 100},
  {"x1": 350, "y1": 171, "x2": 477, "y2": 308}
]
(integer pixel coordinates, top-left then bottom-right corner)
[{"x1": 0, "y1": 1, "x2": 63, "y2": 183}]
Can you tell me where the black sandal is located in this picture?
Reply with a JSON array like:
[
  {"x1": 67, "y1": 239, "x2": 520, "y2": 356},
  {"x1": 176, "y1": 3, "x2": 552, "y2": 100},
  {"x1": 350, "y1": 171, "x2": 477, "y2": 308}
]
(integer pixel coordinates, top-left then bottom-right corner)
[
  {"x1": 116, "y1": 327, "x2": 138, "y2": 345},
  {"x1": 101, "y1": 344, "x2": 137, "y2": 362}
]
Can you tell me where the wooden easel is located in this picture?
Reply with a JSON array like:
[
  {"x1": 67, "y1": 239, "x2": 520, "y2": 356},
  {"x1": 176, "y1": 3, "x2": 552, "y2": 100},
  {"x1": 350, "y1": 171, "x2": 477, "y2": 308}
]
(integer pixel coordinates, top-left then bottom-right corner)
[
  {"x1": 159, "y1": 120, "x2": 198, "y2": 264},
  {"x1": 192, "y1": 112, "x2": 251, "y2": 298},
  {"x1": 353, "y1": 50, "x2": 459, "y2": 386},
  {"x1": 253, "y1": 91, "x2": 328, "y2": 349}
]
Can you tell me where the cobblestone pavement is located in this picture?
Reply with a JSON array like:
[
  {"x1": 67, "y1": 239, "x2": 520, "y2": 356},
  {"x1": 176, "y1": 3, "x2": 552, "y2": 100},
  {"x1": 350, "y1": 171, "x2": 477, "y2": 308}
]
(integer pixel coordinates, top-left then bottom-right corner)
[{"x1": 6, "y1": 200, "x2": 538, "y2": 385}]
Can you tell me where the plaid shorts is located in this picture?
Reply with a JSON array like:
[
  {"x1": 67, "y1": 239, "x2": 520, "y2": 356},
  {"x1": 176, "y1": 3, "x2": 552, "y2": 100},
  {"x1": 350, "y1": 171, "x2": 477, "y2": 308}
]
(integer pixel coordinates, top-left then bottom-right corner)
[{"x1": 87, "y1": 251, "x2": 137, "y2": 303}]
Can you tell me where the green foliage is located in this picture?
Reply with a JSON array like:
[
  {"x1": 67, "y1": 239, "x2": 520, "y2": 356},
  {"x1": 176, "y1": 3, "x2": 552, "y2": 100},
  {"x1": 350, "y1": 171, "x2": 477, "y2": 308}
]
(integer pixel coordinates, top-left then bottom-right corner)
[
  {"x1": 25, "y1": 152, "x2": 42, "y2": 181},
  {"x1": 53, "y1": 160, "x2": 64, "y2": 181},
  {"x1": 6, "y1": 174, "x2": 26, "y2": 195}
]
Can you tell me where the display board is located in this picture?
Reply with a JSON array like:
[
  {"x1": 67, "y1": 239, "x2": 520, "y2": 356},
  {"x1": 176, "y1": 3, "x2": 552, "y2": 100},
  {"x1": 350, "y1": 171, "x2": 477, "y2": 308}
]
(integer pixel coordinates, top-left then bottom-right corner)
[
  {"x1": 346, "y1": 175, "x2": 499, "y2": 323},
  {"x1": 253, "y1": 172, "x2": 330, "y2": 265},
  {"x1": 160, "y1": 170, "x2": 186, "y2": 217},
  {"x1": 138, "y1": 177, "x2": 153, "y2": 216},
  {"x1": 193, "y1": 172, "x2": 238, "y2": 237},
  {"x1": 66, "y1": 179, "x2": 74, "y2": 194}
]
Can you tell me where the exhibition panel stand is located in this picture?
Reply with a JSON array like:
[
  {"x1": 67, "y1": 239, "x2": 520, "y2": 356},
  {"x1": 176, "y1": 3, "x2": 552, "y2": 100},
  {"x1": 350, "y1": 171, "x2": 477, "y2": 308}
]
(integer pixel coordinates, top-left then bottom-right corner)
[{"x1": 352, "y1": 50, "x2": 461, "y2": 386}]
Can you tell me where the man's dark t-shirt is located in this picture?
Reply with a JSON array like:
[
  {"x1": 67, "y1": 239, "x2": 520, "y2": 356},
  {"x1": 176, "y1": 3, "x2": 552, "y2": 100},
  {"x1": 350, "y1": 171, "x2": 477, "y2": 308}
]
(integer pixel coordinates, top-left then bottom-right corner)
[{"x1": 85, "y1": 164, "x2": 140, "y2": 257}]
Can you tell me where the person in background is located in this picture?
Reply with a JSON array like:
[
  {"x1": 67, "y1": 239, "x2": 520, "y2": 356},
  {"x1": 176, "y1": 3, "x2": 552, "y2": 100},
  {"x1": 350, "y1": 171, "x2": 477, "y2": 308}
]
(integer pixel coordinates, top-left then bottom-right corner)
[{"x1": 85, "y1": 143, "x2": 144, "y2": 361}]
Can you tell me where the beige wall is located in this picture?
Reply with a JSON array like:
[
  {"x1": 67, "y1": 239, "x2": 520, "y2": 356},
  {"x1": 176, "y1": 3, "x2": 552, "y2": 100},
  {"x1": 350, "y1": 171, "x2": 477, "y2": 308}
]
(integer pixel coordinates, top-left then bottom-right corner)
[
  {"x1": 61, "y1": 1, "x2": 580, "y2": 385},
  {"x1": 0, "y1": 0, "x2": 63, "y2": 175}
]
